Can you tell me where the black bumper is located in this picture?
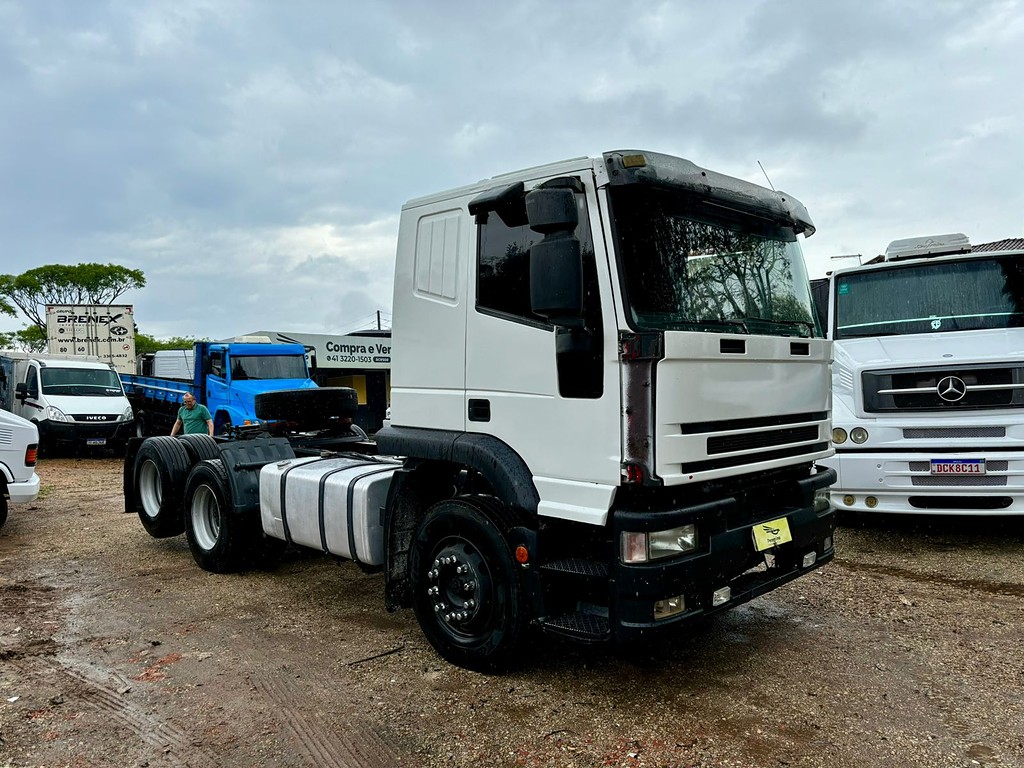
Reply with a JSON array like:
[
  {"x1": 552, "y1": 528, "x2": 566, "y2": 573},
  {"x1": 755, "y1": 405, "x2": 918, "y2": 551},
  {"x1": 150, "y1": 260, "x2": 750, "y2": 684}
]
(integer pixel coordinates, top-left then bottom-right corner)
[
  {"x1": 39, "y1": 420, "x2": 134, "y2": 446},
  {"x1": 608, "y1": 467, "x2": 836, "y2": 645}
]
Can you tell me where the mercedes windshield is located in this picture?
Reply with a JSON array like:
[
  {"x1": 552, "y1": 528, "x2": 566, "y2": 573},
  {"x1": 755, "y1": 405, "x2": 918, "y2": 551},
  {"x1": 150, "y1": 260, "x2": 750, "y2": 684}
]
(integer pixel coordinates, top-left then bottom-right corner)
[
  {"x1": 834, "y1": 254, "x2": 1024, "y2": 339},
  {"x1": 609, "y1": 185, "x2": 818, "y2": 338}
]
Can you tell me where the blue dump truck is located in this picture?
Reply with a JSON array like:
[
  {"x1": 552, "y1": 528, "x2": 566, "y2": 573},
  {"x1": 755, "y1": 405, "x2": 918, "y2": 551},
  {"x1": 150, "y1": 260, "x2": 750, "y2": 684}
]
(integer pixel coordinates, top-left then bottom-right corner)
[{"x1": 121, "y1": 340, "x2": 318, "y2": 436}]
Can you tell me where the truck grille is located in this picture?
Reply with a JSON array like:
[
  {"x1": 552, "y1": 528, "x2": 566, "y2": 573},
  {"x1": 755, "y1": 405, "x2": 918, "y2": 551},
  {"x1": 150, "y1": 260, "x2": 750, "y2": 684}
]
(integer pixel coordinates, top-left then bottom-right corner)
[
  {"x1": 707, "y1": 425, "x2": 820, "y2": 455},
  {"x1": 902, "y1": 427, "x2": 1006, "y2": 439},
  {"x1": 863, "y1": 364, "x2": 1024, "y2": 413},
  {"x1": 71, "y1": 414, "x2": 117, "y2": 422}
]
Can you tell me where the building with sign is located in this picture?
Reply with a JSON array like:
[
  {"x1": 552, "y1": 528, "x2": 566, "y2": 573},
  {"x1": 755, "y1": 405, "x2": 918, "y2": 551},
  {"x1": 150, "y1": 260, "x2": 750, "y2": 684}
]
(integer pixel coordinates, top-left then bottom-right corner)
[{"x1": 244, "y1": 329, "x2": 391, "y2": 432}]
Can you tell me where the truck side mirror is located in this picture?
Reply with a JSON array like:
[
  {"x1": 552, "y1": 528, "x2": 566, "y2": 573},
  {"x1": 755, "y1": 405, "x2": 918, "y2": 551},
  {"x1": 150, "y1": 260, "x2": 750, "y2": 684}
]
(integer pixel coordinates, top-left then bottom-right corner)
[
  {"x1": 15, "y1": 382, "x2": 29, "y2": 400},
  {"x1": 527, "y1": 188, "x2": 584, "y2": 325}
]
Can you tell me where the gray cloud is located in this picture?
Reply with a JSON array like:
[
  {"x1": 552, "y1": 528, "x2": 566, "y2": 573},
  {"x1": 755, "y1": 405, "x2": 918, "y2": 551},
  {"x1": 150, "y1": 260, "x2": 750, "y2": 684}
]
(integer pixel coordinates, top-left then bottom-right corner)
[{"x1": 1, "y1": 0, "x2": 1022, "y2": 339}]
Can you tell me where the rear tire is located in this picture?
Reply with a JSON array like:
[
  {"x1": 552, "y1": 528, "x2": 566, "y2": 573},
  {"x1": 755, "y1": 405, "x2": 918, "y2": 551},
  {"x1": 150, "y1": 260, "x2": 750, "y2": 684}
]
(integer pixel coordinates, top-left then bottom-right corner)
[
  {"x1": 0, "y1": 496, "x2": 8, "y2": 529},
  {"x1": 134, "y1": 415, "x2": 147, "y2": 439},
  {"x1": 183, "y1": 459, "x2": 255, "y2": 573},
  {"x1": 410, "y1": 497, "x2": 527, "y2": 672},
  {"x1": 177, "y1": 434, "x2": 220, "y2": 465},
  {"x1": 134, "y1": 437, "x2": 190, "y2": 538}
]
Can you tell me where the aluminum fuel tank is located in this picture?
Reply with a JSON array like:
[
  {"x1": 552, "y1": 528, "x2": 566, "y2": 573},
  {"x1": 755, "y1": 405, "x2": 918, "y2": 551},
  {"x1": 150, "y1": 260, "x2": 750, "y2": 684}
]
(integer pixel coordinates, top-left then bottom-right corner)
[{"x1": 259, "y1": 455, "x2": 401, "y2": 566}]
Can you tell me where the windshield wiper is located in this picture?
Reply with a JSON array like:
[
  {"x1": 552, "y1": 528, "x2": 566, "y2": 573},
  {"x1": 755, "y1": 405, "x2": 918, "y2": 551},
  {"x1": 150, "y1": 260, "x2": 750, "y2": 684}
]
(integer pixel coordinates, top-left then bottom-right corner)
[
  {"x1": 742, "y1": 316, "x2": 814, "y2": 338},
  {"x1": 668, "y1": 318, "x2": 750, "y2": 334}
]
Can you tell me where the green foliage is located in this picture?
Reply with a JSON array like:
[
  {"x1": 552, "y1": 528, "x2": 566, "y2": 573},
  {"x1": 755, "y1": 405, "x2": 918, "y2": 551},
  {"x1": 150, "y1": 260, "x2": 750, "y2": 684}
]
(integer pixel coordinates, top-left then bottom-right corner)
[
  {"x1": 0, "y1": 263, "x2": 146, "y2": 332},
  {"x1": 135, "y1": 333, "x2": 209, "y2": 355},
  {"x1": 0, "y1": 325, "x2": 47, "y2": 352}
]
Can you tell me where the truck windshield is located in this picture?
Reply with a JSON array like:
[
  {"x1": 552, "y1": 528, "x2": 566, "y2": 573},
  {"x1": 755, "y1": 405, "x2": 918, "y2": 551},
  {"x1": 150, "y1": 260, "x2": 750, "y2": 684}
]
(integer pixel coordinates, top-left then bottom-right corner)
[
  {"x1": 610, "y1": 186, "x2": 817, "y2": 337},
  {"x1": 835, "y1": 254, "x2": 1024, "y2": 339},
  {"x1": 41, "y1": 367, "x2": 124, "y2": 396},
  {"x1": 229, "y1": 355, "x2": 308, "y2": 380}
]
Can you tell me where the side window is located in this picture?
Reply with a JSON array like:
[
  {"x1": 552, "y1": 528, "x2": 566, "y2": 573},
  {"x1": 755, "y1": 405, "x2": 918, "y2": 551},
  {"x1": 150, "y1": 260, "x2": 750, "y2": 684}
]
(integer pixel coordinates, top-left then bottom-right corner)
[
  {"x1": 476, "y1": 191, "x2": 598, "y2": 326},
  {"x1": 24, "y1": 368, "x2": 39, "y2": 397},
  {"x1": 477, "y1": 218, "x2": 539, "y2": 322},
  {"x1": 210, "y1": 352, "x2": 225, "y2": 378}
]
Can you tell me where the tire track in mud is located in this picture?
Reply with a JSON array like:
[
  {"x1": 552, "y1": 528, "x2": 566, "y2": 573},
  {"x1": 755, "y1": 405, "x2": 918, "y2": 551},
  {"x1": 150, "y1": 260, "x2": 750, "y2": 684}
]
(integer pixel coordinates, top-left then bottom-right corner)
[
  {"x1": 252, "y1": 672, "x2": 408, "y2": 768},
  {"x1": 12, "y1": 655, "x2": 219, "y2": 768},
  {"x1": 834, "y1": 557, "x2": 1024, "y2": 598}
]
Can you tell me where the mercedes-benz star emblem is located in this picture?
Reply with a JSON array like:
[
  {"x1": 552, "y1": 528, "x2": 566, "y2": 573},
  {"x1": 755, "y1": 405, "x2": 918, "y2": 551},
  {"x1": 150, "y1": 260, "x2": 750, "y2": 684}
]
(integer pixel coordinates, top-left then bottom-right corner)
[{"x1": 936, "y1": 375, "x2": 967, "y2": 402}]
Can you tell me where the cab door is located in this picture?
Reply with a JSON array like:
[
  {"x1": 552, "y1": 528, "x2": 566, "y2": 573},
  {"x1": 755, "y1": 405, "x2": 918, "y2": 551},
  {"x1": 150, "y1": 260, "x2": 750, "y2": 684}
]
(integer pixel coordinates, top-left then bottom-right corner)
[{"x1": 464, "y1": 173, "x2": 621, "y2": 524}]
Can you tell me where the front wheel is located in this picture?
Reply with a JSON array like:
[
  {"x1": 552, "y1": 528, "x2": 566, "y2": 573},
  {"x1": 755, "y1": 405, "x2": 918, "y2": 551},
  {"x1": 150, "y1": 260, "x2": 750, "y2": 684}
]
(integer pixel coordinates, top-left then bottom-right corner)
[
  {"x1": 183, "y1": 459, "x2": 253, "y2": 573},
  {"x1": 0, "y1": 495, "x2": 8, "y2": 529},
  {"x1": 410, "y1": 497, "x2": 527, "y2": 672}
]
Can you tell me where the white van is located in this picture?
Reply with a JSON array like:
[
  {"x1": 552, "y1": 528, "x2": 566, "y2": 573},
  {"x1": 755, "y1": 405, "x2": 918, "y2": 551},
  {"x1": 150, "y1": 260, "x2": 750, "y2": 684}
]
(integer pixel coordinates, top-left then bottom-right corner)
[
  {"x1": 0, "y1": 409, "x2": 40, "y2": 528},
  {"x1": 0, "y1": 353, "x2": 134, "y2": 453}
]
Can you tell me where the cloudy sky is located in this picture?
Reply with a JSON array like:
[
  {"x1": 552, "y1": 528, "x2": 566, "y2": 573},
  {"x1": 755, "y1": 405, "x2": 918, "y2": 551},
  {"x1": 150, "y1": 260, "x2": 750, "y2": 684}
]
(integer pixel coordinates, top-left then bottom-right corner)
[{"x1": 2, "y1": 0, "x2": 1022, "y2": 340}]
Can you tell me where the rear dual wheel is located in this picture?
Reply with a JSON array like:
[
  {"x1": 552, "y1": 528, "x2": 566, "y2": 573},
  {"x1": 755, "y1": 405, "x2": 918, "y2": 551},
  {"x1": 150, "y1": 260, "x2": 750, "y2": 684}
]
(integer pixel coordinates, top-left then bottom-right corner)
[
  {"x1": 134, "y1": 437, "x2": 190, "y2": 538},
  {"x1": 183, "y1": 459, "x2": 283, "y2": 573}
]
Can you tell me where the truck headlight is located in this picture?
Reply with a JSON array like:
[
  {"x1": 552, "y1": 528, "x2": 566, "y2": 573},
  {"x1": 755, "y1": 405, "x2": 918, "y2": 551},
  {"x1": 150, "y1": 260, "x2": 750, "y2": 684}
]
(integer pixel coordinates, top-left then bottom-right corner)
[
  {"x1": 120, "y1": 404, "x2": 134, "y2": 422},
  {"x1": 850, "y1": 427, "x2": 869, "y2": 444},
  {"x1": 46, "y1": 406, "x2": 69, "y2": 422},
  {"x1": 621, "y1": 524, "x2": 698, "y2": 563},
  {"x1": 832, "y1": 427, "x2": 847, "y2": 444}
]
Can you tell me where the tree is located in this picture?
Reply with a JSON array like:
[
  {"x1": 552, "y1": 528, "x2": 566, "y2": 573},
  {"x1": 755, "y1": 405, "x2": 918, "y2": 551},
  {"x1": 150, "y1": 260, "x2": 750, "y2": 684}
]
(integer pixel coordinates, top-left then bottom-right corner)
[
  {"x1": 0, "y1": 264, "x2": 146, "y2": 334},
  {"x1": 135, "y1": 333, "x2": 209, "y2": 356},
  {"x1": 0, "y1": 326, "x2": 47, "y2": 352}
]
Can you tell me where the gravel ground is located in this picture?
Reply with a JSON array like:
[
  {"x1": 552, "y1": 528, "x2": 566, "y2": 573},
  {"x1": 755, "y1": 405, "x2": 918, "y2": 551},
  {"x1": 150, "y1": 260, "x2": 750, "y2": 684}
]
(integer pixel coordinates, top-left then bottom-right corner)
[{"x1": 1, "y1": 455, "x2": 1023, "y2": 768}]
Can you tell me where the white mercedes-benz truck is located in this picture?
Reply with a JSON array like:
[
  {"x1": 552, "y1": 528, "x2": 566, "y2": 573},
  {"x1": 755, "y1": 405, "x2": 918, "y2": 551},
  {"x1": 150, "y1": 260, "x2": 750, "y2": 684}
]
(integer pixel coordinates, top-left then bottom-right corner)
[
  {"x1": 820, "y1": 233, "x2": 1024, "y2": 515},
  {"x1": 124, "y1": 150, "x2": 836, "y2": 671}
]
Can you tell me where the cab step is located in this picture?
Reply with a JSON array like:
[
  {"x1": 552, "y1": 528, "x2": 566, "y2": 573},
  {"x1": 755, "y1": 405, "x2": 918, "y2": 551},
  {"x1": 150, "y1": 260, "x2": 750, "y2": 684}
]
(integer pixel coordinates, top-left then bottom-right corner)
[
  {"x1": 539, "y1": 612, "x2": 610, "y2": 643},
  {"x1": 540, "y1": 558, "x2": 610, "y2": 579}
]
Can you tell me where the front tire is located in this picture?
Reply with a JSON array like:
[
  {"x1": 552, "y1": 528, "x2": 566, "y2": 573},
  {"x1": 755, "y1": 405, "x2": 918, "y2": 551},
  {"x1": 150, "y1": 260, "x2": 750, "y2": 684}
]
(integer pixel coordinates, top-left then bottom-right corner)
[
  {"x1": 410, "y1": 497, "x2": 527, "y2": 672},
  {"x1": 134, "y1": 437, "x2": 190, "y2": 538},
  {"x1": 0, "y1": 495, "x2": 8, "y2": 529},
  {"x1": 183, "y1": 459, "x2": 252, "y2": 573}
]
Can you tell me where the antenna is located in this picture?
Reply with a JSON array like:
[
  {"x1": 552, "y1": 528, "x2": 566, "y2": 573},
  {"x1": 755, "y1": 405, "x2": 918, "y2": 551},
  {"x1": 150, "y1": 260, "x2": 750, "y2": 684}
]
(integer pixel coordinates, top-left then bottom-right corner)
[{"x1": 757, "y1": 161, "x2": 776, "y2": 191}]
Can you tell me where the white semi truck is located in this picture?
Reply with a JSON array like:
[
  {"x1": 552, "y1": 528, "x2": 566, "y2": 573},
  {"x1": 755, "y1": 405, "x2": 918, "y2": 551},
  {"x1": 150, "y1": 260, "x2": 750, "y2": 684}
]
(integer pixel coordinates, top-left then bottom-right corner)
[
  {"x1": 124, "y1": 150, "x2": 836, "y2": 670},
  {"x1": 819, "y1": 233, "x2": 1024, "y2": 515}
]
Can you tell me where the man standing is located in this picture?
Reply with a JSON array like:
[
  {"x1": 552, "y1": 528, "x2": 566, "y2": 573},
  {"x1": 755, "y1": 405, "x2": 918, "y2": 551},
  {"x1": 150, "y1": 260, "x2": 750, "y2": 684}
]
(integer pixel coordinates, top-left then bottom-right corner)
[{"x1": 170, "y1": 393, "x2": 214, "y2": 436}]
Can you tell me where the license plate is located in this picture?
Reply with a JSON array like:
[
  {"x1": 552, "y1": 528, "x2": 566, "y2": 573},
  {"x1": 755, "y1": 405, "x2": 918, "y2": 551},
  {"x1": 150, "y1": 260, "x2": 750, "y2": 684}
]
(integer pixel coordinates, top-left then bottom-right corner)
[
  {"x1": 930, "y1": 459, "x2": 985, "y2": 475},
  {"x1": 86, "y1": 438, "x2": 107, "y2": 446},
  {"x1": 752, "y1": 517, "x2": 792, "y2": 552}
]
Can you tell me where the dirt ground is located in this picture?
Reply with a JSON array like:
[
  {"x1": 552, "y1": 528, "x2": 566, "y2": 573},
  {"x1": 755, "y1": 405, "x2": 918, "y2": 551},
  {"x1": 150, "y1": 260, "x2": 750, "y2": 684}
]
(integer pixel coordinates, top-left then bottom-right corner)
[{"x1": 2, "y1": 455, "x2": 1023, "y2": 768}]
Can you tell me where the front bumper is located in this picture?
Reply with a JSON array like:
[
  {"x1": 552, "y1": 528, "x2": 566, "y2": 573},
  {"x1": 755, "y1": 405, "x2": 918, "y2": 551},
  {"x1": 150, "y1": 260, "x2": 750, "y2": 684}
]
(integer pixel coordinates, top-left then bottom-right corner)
[
  {"x1": 609, "y1": 468, "x2": 836, "y2": 644},
  {"x1": 818, "y1": 449, "x2": 1024, "y2": 515},
  {"x1": 38, "y1": 420, "x2": 134, "y2": 446},
  {"x1": 6, "y1": 472, "x2": 40, "y2": 503}
]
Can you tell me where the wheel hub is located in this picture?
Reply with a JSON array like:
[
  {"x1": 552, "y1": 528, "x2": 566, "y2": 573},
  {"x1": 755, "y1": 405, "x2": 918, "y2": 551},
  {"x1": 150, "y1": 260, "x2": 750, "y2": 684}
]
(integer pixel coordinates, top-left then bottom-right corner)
[{"x1": 425, "y1": 543, "x2": 486, "y2": 629}]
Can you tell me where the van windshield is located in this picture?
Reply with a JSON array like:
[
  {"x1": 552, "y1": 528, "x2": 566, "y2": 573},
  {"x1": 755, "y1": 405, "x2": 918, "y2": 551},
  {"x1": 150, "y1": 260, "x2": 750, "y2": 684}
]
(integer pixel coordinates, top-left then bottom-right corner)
[{"x1": 41, "y1": 367, "x2": 124, "y2": 396}]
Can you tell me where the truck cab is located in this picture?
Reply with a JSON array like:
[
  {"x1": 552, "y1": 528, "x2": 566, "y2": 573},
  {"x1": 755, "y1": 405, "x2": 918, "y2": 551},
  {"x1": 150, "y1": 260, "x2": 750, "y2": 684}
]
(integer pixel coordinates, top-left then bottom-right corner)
[
  {"x1": 820, "y1": 234, "x2": 1024, "y2": 515},
  {"x1": 198, "y1": 341, "x2": 317, "y2": 433},
  {"x1": 376, "y1": 150, "x2": 836, "y2": 666}
]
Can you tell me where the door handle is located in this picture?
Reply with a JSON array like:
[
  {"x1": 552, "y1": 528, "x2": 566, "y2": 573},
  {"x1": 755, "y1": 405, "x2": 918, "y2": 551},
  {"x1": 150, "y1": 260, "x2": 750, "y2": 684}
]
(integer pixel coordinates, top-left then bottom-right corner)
[{"x1": 468, "y1": 399, "x2": 491, "y2": 422}]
